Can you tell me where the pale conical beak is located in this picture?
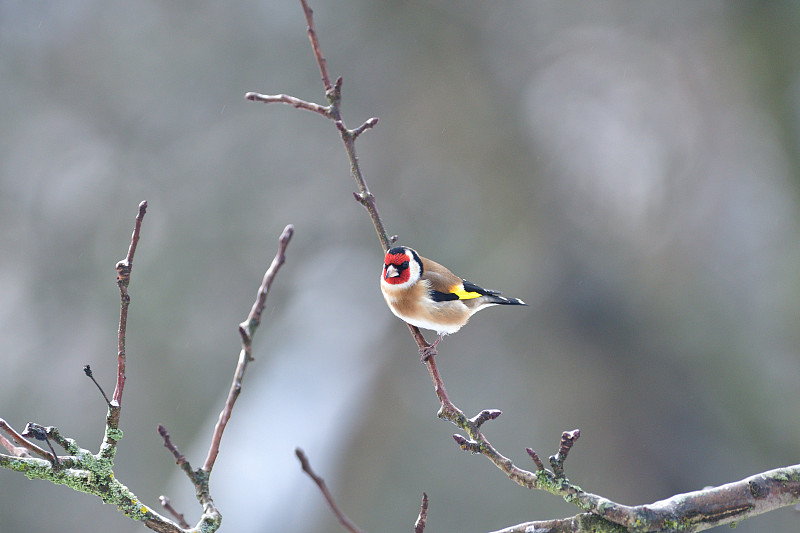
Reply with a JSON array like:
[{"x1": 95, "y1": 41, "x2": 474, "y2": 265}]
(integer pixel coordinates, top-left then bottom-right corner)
[{"x1": 384, "y1": 265, "x2": 399, "y2": 279}]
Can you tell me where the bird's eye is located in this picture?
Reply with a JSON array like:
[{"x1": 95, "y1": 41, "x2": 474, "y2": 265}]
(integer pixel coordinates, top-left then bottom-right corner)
[{"x1": 401, "y1": 261, "x2": 409, "y2": 269}]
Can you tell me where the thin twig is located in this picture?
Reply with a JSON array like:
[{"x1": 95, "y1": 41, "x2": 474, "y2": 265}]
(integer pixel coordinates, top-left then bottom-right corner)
[
  {"x1": 296, "y1": 448, "x2": 365, "y2": 533},
  {"x1": 299, "y1": 0, "x2": 333, "y2": 93},
  {"x1": 421, "y1": 348, "x2": 459, "y2": 417},
  {"x1": 83, "y1": 365, "x2": 111, "y2": 406},
  {"x1": 414, "y1": 492, "x2": 429, "y2": 533},
  {"x1": 526, "y1": 448, "x2": 545, "y2": 471},
  {"x1": 0, "y1": 418, "x2": 52, "y2": 461},
  {"x1": 0, "y1": 433, "x2": 28, "y2": 457},
  {"x1": 157, "y1": 424, "x2": 196, "y2": 484},
  {"x1": 247, "y1": 2, "x2": 389, "y2": 251},
  {"x1": 112, "y1": 200, "x2": 148, "y2": 410},
  {"x1": 159, "y1": 496, "x2": 191, "y2": 529},
  {"x1": 202, "y1": 224, "x2": 294, "y2": 473},
  {"x1": 549, "y1": 429, "x2": 580, "y2": 478},
  {"x1": 245, "y1": 92, "x2": 331, "y2": 118},
  {"x1": 20, "y1": 423, "x2": 59, "y2": 466},
  {"x1": 350, "y1": 117, "x2": 380, "y2": 139}
]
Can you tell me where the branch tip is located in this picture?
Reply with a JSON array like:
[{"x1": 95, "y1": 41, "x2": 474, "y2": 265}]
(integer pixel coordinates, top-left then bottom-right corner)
[
  {"x1": 526, "y1": 448, "x2": 545, "y2": 471},
  {"x1": 83, "y1": 364, "x2": 111, "y2": 406},
  {"x1": 299, "y1": 0, "x2": 333, "y2": 92},
  {"x1": 351, "y1": 117, "x2": 379, "y2": 138},
  {"x1": 453, "y1": 434, "x2": 482, "y2": 453},
  {"x1": 472, "y1": 409, "x2": 502, "y2": 428},
  {"x1": 414, "y1": 492, "x2": 429, "y2": 533},
  {"x1": 203, "y1": 224, "x2": 293, "y2": 473},
  {"x1": 280, "y1": 223, "x2": 295, "y2": 243},
  {"x1": 159, "y1": 495, "x2": 191, "y2": 529},
  {"x1": 549, "y1": 429, "x2": 581, "y2": 478},
  {"x1": 21, "y1": 423, "x2": 59, "y2": 465},
  {"x1": 243, "y1": 92, "x2": 332, "y2": 117},
  {"x1": 295, "y1": 447, "x2": 310, "y2": 470},
  {"x1": 296, "y1": 447, "x2": 365, "y2": 533},
  {"x1": 111, "y1": 201, "x2": 148, "y2": 412}
]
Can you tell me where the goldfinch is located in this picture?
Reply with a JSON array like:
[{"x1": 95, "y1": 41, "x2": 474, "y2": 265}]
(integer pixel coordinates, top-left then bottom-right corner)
[{"x1": 380, "y1": 246, "x2": 526, "y2": 356}]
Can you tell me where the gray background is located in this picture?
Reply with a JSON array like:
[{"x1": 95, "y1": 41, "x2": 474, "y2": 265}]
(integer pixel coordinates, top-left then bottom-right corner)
[{"x1": 2, "y1": 2, "x2": 800, "y2": 532}]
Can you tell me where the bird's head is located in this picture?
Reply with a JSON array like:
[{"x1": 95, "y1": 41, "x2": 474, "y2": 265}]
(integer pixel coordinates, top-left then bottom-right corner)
[{"x1": 382, "y1": 246, "x2": 423, "y2": 288}]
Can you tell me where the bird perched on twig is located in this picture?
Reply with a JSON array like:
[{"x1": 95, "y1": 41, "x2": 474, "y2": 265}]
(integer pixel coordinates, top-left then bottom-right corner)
[{"x1": 380, "y1": 246, "x2": 526, "y2": 358}]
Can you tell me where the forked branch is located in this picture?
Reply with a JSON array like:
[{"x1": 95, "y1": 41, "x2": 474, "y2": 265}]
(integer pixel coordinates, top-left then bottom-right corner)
[{"x1": 246, "y1": 2, "x2": 800, "y2": 532}]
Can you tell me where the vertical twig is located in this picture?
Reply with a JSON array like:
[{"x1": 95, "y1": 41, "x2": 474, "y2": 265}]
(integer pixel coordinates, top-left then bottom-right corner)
[
  {"x1": 100, "y1": 200, "x2": 147, "y2": 456},
  {"x1": 112, "y1": 200, "x2": 148, "y2": 411}
]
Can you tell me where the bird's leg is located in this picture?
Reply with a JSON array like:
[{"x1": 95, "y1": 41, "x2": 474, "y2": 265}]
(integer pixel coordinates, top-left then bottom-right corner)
[{"x1": 419, "y1": 333, "x2": 444, "y2": 362}]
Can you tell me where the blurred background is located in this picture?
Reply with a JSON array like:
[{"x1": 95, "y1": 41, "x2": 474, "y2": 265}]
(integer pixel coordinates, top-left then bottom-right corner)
[{"x1": 2, "y1": 1, "x2": 800, "y2": 532}]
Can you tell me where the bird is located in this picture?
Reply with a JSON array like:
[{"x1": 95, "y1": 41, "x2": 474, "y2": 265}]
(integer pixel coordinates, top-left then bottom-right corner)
[{"x1": 380, "y1": 246, "x2": 526, "y2": 358}]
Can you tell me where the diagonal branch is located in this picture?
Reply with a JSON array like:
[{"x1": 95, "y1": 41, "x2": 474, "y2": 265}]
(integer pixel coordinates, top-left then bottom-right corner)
[
  {"x1": 299, "y1": 0, "x2": 333, "y2": 93},
  {"x1": 157, "y1": 224, "x2": 294, "y2": 533},
  {"x1": 295, "y1": 448, "x2": 365, "y2": 533},
  {"x1": 0, "y1": 418, "x2": 53, "y2": 461},
  {"x1": 203, "y1": 224, "x2": 294, "y2": 473}
]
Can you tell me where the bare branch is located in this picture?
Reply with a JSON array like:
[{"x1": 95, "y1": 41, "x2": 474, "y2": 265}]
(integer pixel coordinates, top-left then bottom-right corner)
[
  {"x1": 472, "y1": 409, "x2": 503, "y2": 428},
  {"x1": 247, "y1": 3, "x2": 800, "y2": 533},
  {"x1": 111, "y1": 200, "x2": 148, "y2": 411},
  {"x1": 95, "y1": 200, "x2": 147, "y2": 462},
  {"x1": 488, "y1": 465, "x2": 800, "y2": 533},
  {"x1": 350, "y1": 117, "x2": 379, "y2": 139},
  {"x1": 83, "y1": 364, "x2": 111, "y2": 406},
  {"x1": 295, "y1": 448, "x2": 365, "y2": 533},
  {"x1": 159, "y1": 496, "x2": 191, "y2": 529},
  {"x1": 526, "y1": 448, "x2": 545, "y2": 471},
  {"x1": 490, "y1": 513, "x2": 628, "y2": 533},
  {"x1": 0, "y1": 432, "x2": 29, "y2": 458},
  {"x1": 0, "y1": 418, "x2": 52, "y2": 460},
  {"x1": 414, "y1": 492, "x2": 429, "y2": 533},
  {"x1": 157, "y1": 424, "x2": 196, "y2": 484},
  {"x1": 596, "y1": 465, "x2": 800, "y2": 532},
  {"x1": 20, "y1": 423, "x2": 59, "y2": 465},
  {"x1": 549, "y1": 429, "x2": 580, "y2": 478},
  {"x1": 453, "y1": 434, "x2": 482, "y2": 454},
  {"x1": 299, "y1": 0, "x2": 333, "y2": 93},
  {"x1": 203, "y1": 224, "x2": 294, "y2": 472},
  {"x1": 238, "y1": 224, "x2": 295, "y2": 342},
  {"x1": 244, "y1": 92, "x2": 331, "y2": 118},
  {"x1": 247, "y1": 3, "x2": 389, "y2": 251}
]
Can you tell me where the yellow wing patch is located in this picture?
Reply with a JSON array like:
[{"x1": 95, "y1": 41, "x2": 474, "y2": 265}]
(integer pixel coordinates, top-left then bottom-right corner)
[{"x1": 451, "y1": 285, "x2": 482, "y2": 300}]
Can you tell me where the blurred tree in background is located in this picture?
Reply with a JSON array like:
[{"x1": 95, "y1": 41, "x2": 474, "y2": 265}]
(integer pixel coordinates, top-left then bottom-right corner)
[{"x1": 1, "y1": 2, "x2": 799, "y2": 532}]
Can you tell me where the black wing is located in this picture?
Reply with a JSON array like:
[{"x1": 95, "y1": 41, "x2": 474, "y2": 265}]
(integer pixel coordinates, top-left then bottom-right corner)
[{"x1": 461, "y1": 280, "x2": 500, "y2": 296}]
